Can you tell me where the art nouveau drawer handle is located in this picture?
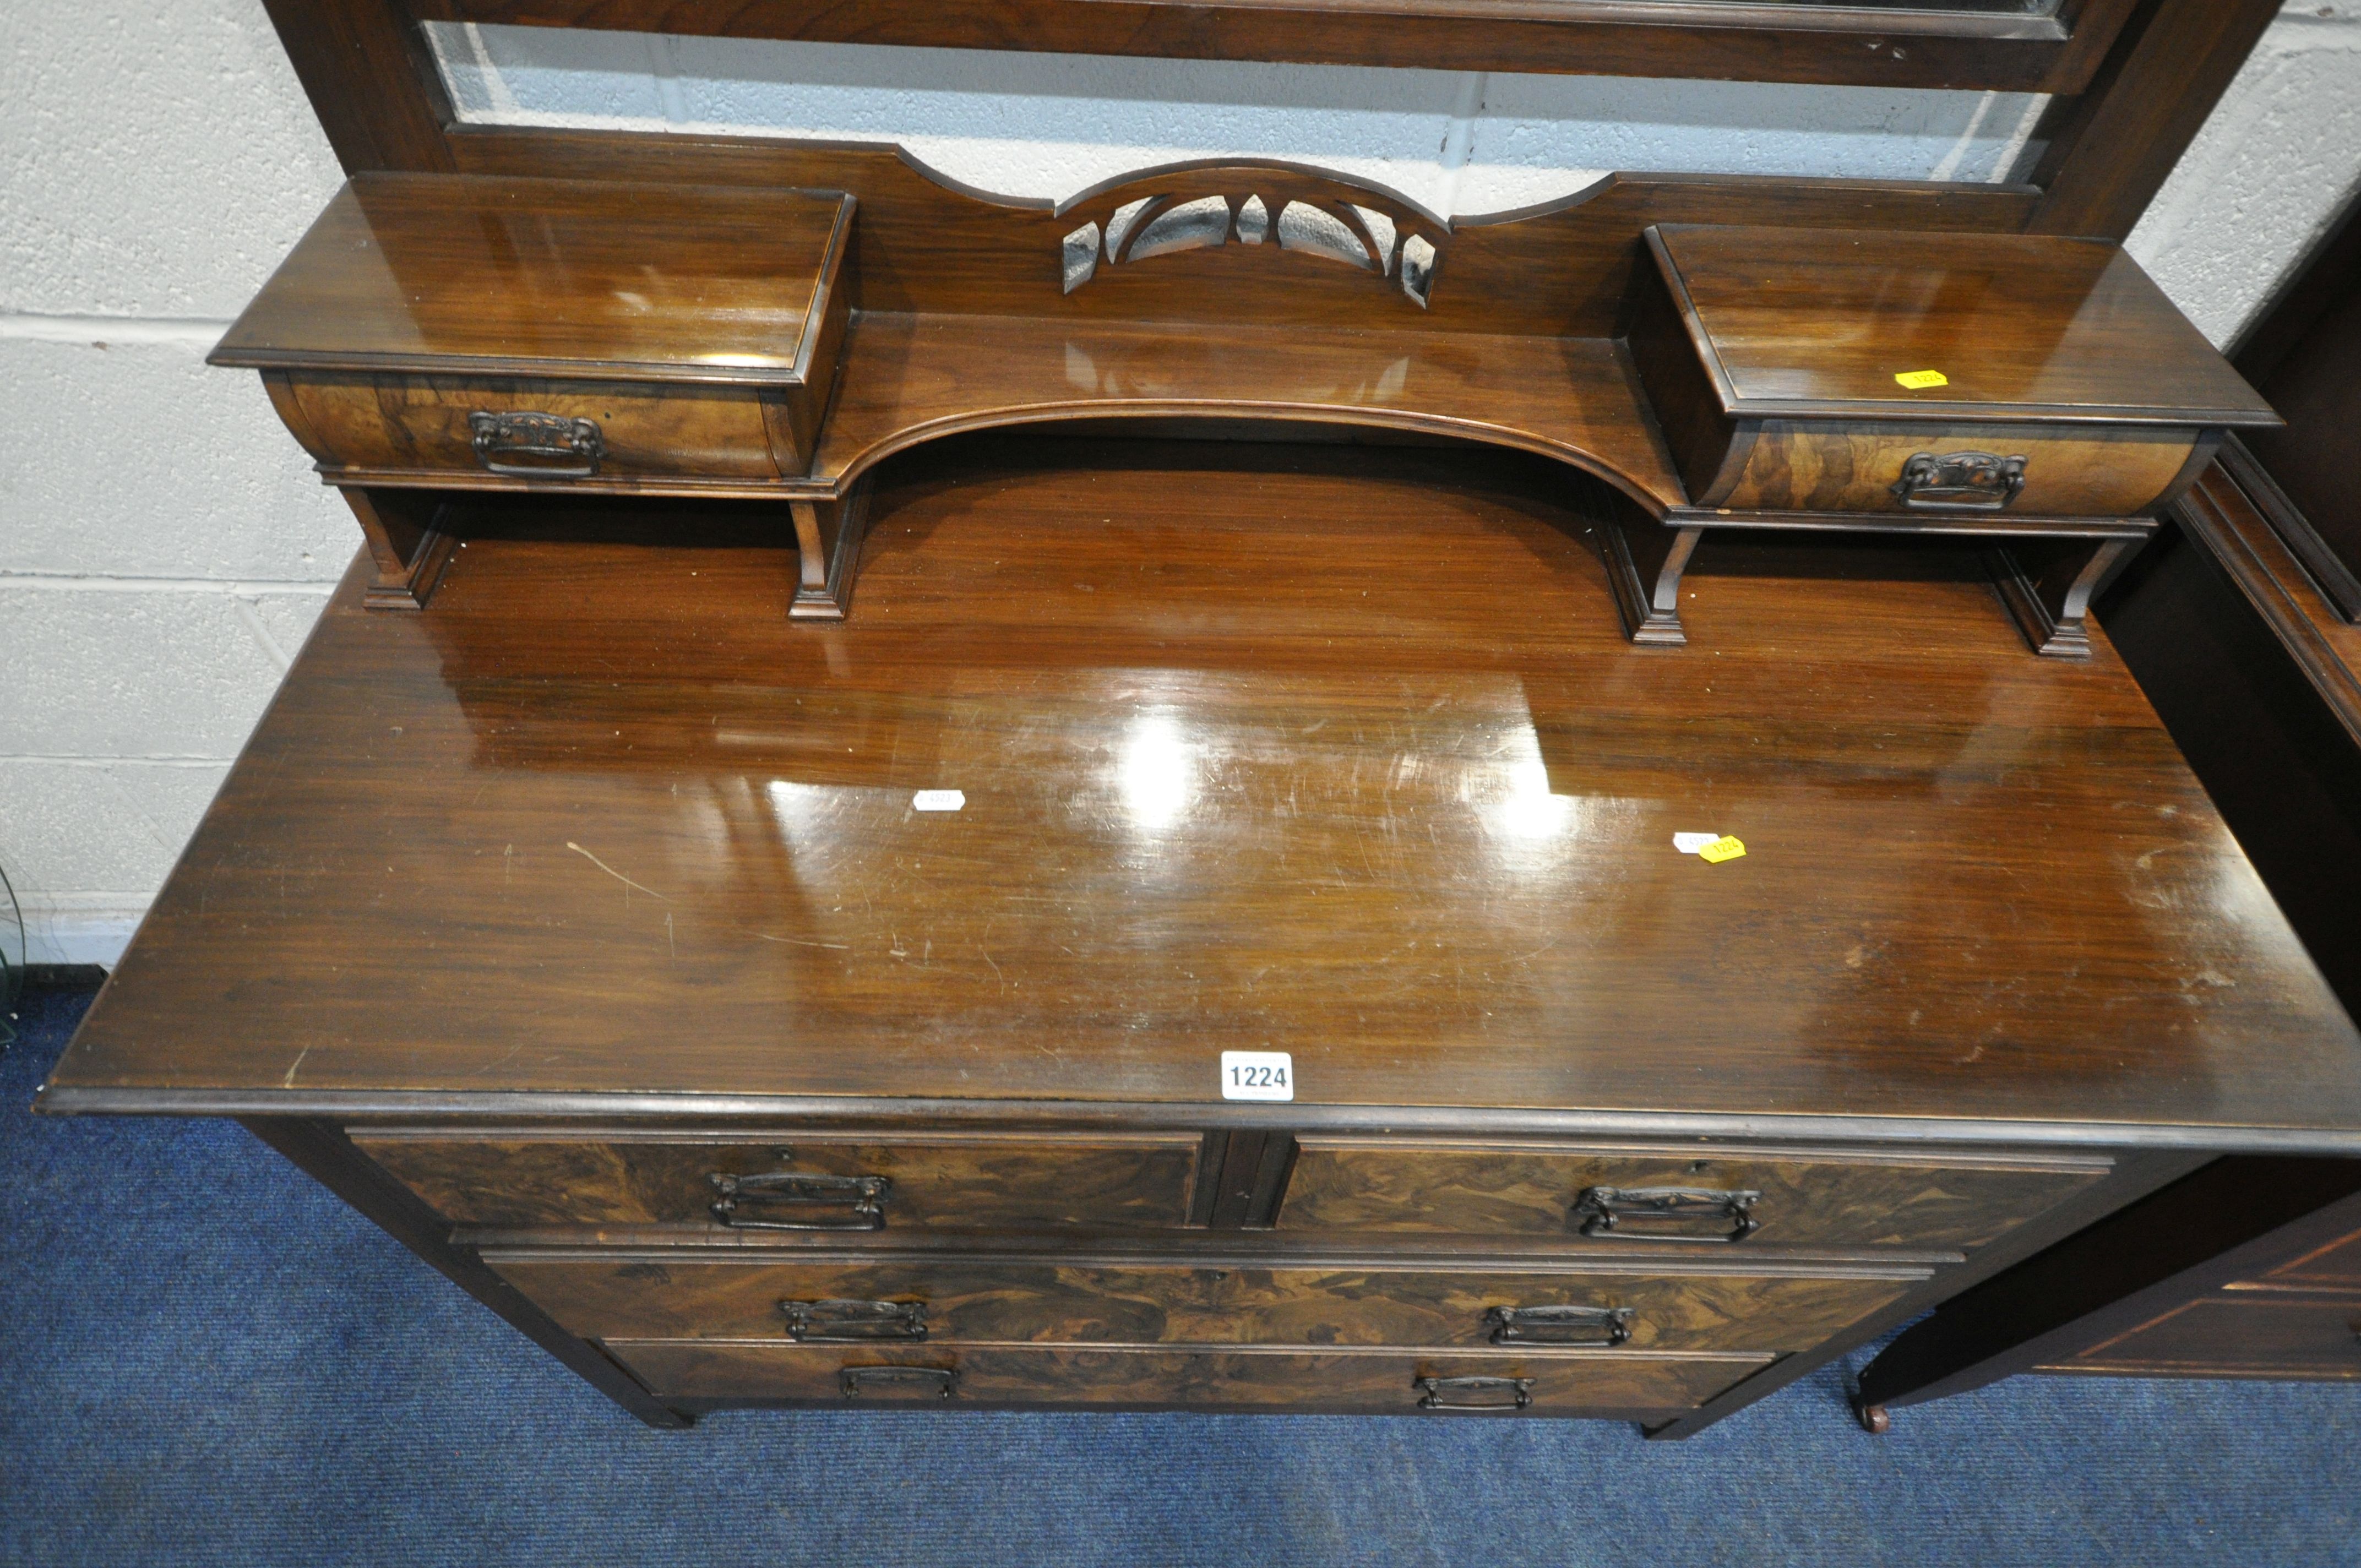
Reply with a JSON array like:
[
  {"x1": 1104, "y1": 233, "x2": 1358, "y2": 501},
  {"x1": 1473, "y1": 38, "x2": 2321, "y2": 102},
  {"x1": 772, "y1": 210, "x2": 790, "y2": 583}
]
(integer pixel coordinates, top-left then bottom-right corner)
[
  {"x1": 1570, "y1": 1184, "x2": 1762, "y2": 1243},
  {"x1": 468, "y1": 410, "x2": 604, "y2": 477},
  {"x1": 710, "y1": 1170, "x2": 893, "y2": 1231},
  {"x1": 1485, "y1": 1303, "x2": 1634, "y2": 1347},
  {"x1": 1416, "y1": 1374, "x2": 1533, "y2": 1412},
  {"x1": 840, "y1": 1364, "x2": 958, "y2": 1400},
  {"x1": 1890, "y1": 450, "x2": 2027, "y2": 511},
  {"x1": 780, "y1": 1298, "x2": 929, "y2": 1343}
]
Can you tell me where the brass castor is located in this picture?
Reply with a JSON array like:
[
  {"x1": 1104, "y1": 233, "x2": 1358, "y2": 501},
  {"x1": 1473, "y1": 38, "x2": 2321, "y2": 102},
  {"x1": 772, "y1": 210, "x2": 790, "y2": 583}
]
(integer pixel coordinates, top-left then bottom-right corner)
[{"x1": 1851, "y1": 1395, "x2": 1891, "y2": 1435}]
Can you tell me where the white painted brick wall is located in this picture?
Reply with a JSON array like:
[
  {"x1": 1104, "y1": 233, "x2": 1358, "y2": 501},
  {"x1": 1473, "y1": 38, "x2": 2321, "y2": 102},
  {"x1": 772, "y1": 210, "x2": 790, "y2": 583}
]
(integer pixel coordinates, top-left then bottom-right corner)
[
  {"x1": 0, "y1": 1, "x2": 344, "y2": 964},
  {"x1": 3, "y1": 2, "x2": 2355, "y2": 967}
]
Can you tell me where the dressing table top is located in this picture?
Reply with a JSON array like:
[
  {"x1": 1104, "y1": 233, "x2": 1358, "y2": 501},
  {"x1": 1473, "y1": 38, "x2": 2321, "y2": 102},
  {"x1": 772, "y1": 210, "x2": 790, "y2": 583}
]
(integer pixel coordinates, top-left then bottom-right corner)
[{"x1": 42, "y1": 438, "x2": 2361, "y2": 1146}]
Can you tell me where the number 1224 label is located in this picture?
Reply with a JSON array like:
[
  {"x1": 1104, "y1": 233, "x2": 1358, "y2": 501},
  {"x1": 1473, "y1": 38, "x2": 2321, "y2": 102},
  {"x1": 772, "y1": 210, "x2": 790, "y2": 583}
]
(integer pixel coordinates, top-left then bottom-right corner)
[{"x1": 1221, "y1": 1051, "x2": 1294, "y2": 1101}]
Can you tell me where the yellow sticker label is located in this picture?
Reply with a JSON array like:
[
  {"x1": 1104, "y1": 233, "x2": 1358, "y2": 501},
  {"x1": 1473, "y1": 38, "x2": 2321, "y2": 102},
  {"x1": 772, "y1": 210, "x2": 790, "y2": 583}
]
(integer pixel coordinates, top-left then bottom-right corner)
[
  {"x1": 1894, "y1": 369, "x2": 1949, "y2": 390},
  {"x1": 1698, "y1": 835, "x2": 1747, "y2": 864}
]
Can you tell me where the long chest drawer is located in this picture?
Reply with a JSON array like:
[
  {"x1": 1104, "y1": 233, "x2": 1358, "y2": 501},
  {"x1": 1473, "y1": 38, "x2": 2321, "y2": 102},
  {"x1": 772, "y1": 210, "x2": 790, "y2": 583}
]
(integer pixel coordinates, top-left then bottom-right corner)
[
  {"x1": 603, "y1": 1341, "x2": 1771, "y2": 1415},
  {"x1": 487, "y1": 1253, "x2": 1918, "y2": 1353},
  {"x1": 1276, "y1": 1138, "x2": 2110, "y2": 1251},
  {"x1": 353, "y1": 1130, "x2": 1205, "y2": 1233}
]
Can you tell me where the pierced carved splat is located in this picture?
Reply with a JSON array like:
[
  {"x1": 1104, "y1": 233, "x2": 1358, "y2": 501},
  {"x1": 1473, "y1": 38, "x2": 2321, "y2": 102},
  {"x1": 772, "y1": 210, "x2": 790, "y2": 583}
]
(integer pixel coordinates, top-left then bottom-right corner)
[{"x1": 1056, "y1": 160, "x2": 1450, "y2": 308}]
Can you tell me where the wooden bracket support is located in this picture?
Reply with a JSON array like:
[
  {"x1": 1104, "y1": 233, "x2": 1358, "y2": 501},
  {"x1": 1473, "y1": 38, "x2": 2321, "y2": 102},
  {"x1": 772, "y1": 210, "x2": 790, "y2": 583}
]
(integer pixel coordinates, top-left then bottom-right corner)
[
  {"x1": 1600, "y1": 515, "x2": 1703, "y2": 648},
  {"x1": 343, "y1": 487, "x2": 457, "y2": 610},
  {"x1": 789, "y1": 480, "x2": 872, "y2": 621},
  {"x1": 1990, "y1": 536, "x2": 2144, "y2": 659}
]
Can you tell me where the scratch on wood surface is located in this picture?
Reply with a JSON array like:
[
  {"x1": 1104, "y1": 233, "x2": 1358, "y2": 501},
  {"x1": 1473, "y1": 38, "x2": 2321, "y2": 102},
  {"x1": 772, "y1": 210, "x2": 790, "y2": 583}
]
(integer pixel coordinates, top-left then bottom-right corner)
[
  {"x1": 761, "y1": 935, "x2": 852, "y2": 949},
  {"x1": 980, "y1": 947, "x2": 1006, "y2": 993},
  {"x1": 565, "y1": 840, "x2": 670, "y2": 901},
  {"x1": 281, "y1": 1046, "x2": 311, "y2": 1088}
]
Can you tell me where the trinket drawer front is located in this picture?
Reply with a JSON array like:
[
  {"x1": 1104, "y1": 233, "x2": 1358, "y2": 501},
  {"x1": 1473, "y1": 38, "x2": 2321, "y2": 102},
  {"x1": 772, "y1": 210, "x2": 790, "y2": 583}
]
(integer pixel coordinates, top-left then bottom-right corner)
[{"x1": 326, "y1": 1122, "x2": 2136, "y2": 1427}]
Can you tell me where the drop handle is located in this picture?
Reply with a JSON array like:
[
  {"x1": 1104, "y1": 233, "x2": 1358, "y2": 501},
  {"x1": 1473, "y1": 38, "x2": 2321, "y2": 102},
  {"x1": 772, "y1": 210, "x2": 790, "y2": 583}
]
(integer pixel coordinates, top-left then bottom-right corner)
[
  {"x1": 1890, "y1": 450, "x2": 2026, "y2": 511},
  {"x1": 1570, "y1": 1184, "x2": 1762, "y2": 1243},
  {"x1": 710, "y1": 1170, "x2": 893, "y2": 1231},
  {"x1": 840, "y1": 1364, "x2": 957, "y2": 1400},
  {"x1": 1415, "y1": 1374, "x2": 1533, "y2": 1412},
  {"x1": 780, "y1": 1298, "x2": 928, "y2": 1343},
  {"x1": 468, "y1": 410, "x2": 604, "y2": 477},
  {"x1": 1486, "y1": 1303, "x2": 1634, "y2": 1347}
]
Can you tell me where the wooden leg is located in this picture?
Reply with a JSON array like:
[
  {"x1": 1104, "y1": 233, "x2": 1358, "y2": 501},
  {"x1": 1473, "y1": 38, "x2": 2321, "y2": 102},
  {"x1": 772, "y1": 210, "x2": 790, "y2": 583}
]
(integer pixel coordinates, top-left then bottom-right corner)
[
  {"x1": 1600, "y1": 518, "x2": 1702, "y2": 647},
  {"x1": 788, "y1": 479, "x2": 872, "y2": 621},
  {"x1": 241, "y1": 1118, "x2": 695, "y2": 1430},
  {"x1": 343, "y1": 488, "x2": 458, "y2": 611},
  {"x1": 1990, "y1": 537, "x2": 2142, "y2": 658}
]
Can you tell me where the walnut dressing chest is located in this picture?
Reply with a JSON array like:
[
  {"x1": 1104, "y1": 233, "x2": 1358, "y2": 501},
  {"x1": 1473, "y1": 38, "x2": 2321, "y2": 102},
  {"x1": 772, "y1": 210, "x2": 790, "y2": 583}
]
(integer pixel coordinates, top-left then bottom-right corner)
[
  {"x1": 39, "y1": 443, "x2": 2361, "y2": 1431},
  {"x1": 35, "y1": 0, "x2": 2361, "y2": 1436}
]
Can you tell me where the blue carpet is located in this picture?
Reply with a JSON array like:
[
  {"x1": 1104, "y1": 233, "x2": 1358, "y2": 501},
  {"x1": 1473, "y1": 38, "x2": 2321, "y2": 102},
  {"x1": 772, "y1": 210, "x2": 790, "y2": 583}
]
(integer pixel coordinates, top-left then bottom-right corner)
[{"x1": 5, "y1": 983, "x2": 2358, "y2": 1567}]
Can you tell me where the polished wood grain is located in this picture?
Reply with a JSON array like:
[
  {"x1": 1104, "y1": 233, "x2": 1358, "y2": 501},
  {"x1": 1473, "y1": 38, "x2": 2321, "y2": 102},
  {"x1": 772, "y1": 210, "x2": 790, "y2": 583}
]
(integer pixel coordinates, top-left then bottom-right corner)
[
  {"x1": 353, "y1": 1130, "x2": 1205, "y2": 1231},
  {"x1": 1279, "y1": 1140, "x2": 2108, "y2": 1249},
  {"x1": 489, "y1": 1251, "x2": 1913, "y2": 1351},
  {"x1": 42, "y1": 437, "x2": 2361, "y2": 1141},
  {"x1": 803, "y1": 313, "x2": 1684, "y2": 510},
  {"x1": 422, "y1": 0, "x2": 2139, "y2": 92},
  {"x1": 1717, "y1": 423, "x2": 2199, "y2": 516},
  {"x1": 211, "y1": 175, "x2": 852, "y2": 386},
  {"x1": 603, "y1": 1340, "x2": 1769, "y2": 1413},
  {"x1": 1642, "y1": 226, "x2": 2275, "y2": 426},
  {"x1": 2039, "y1": 1297, "x2": 2361, "y2": 1378}
]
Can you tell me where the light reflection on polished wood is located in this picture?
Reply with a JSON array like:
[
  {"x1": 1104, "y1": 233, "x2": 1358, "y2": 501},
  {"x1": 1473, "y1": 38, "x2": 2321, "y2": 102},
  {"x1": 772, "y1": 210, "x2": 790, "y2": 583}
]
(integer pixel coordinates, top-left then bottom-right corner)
[{"x1": 41, "y1": 438, "x2": 2361, "y2": 1137}]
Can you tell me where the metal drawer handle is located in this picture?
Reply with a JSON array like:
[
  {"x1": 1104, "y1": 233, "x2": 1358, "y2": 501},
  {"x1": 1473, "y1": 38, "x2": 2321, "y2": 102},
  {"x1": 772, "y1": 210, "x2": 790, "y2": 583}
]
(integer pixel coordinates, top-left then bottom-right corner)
[
  {"x1": 781, "y1": 1298, "x2": 929, "y2": 1343},
  {"x1": 1486, "y1": 1303, "x2": 1634, "y2": 1347},
  {"x1": 468, "y1": 410, "x2": 604, "y2": 477},
  {"x1": 1415, "y1": 1374, "x2": 1533, "y2": 1412},
  {"x1": 1571, "y1": 1184, "x2": 1762, "y2": 1243},
  {"x1": 840, "y1": 1364, "x2": 958, "y2": 1400},
  {"x1": 710, "y1": 1170, "x2": 893, "y2": 1231},
  {"x1": 1890, "y1": 450, "x2": 2026, "y2": 511}
]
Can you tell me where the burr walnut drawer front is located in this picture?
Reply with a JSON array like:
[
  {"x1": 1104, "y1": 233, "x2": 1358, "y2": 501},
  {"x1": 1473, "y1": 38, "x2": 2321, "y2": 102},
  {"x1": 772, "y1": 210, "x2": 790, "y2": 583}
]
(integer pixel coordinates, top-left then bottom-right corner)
[
  {"x1": 351, "y1": 1131, "x2": 1204, "y2": 1233},
  {"x1": 1276, "y1": 1140, "x2": 2110, "y2": 1251},
  {"x1": 486, "y1": 1254, "x2": 1918, "y2": 1353},
  {"x1": 602, "y1": 1341, "x2": 1771, "y2": 1414},
  {"x1": 266, "y1": 373, "x2": 813, "y2": 483},
  {"x1": 1709, "y1": 421, "x2": 2202, "y2": 517}
]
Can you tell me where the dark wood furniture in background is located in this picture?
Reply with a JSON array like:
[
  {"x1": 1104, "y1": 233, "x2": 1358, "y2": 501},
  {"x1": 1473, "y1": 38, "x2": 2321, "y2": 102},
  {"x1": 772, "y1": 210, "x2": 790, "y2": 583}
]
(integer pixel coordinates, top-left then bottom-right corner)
[
  {"x1": 36, "y1": 0, "x2": 2361, "y2": 1431},
  {"x1": 1848, "y1": 188, "x2": 2361, "y2": 1428},
  {"x1": 1852, "y1": 1160, "x2": 2361, "y2": 1427},
  {"x1": 38, "y1": 437, "x2": 2361, "y2": 1429}
]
